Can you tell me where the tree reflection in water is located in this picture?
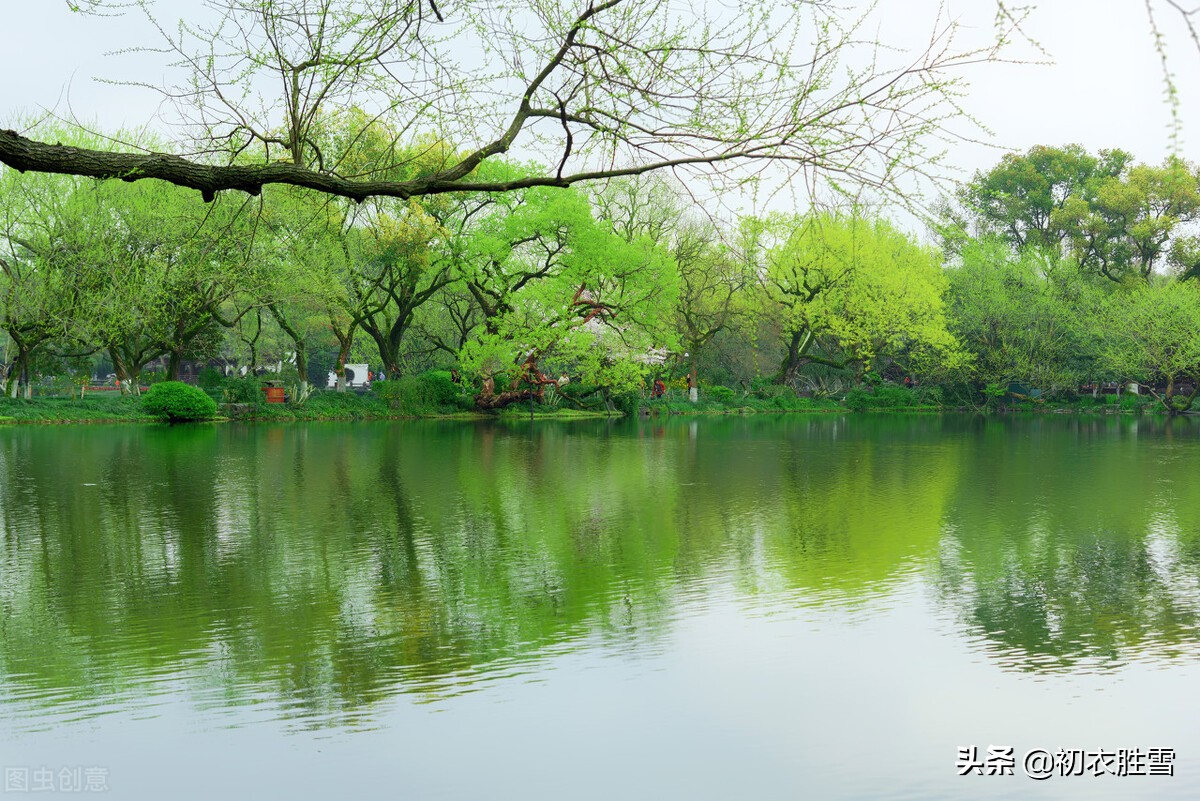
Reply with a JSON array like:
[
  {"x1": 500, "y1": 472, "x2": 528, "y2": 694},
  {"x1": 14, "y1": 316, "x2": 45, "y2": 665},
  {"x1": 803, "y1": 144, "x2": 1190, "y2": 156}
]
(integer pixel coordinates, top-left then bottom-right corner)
[{"x1": 2, "y1": 414, "x2": 1199, "y2": 728}]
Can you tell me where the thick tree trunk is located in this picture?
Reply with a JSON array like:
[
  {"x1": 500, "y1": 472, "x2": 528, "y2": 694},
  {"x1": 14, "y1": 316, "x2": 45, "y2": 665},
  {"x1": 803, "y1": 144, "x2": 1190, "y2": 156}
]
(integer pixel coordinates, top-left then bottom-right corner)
[
  {"x1": 363, "y1": 320, "x2": 408, "y2": 381},
  {"x1": 335, "y1": 339, "x2": 352, "y2": 393},
  {"x1": 167, "y1": 349, "x2": 183, "y2": 381},
  {"x1": 268, "y1": 305, "x2": 309, "y2": 397},
  {"x1": 776, "y1": 329, "x2": 813, "y2": 385},
  {"x1": 6, "y1": 344, "x2": 32, "y2": 399},
  {"x1": 109, "y1": 346, "x2": 147, "y2": 396},
  {"x1": 475, "y1": 354, "x2": 559, "y2": 409},
  {"x1": 329, "y1": 315, "x2": 356, "y2": 393}
]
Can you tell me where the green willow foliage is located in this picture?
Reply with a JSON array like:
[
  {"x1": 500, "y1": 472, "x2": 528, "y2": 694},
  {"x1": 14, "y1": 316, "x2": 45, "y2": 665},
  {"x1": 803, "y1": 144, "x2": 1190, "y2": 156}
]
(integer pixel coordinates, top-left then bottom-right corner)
[{"x1": 6, "y1": 132, "x2": 1200, "y2": 413}]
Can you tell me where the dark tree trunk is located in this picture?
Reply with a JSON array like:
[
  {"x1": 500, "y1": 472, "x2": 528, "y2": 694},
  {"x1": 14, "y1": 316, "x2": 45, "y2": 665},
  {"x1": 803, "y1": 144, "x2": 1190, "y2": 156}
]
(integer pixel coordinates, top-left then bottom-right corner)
[
  {"x1": 269, "y1": 304, "x2": 308, "y2": 393},
  {"x1": 5, "y1": 340, "x2": 33, "y2": 399},
  {"x1": 167, "y1": 349, "x2": 184, "y2": 381}
]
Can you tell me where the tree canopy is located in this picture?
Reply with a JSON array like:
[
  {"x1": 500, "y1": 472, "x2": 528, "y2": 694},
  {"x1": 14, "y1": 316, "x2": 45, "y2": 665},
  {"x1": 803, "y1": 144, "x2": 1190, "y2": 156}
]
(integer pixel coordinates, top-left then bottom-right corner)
[{"x1": 0, "y1": 0, "x2": 1014, "y2": 205}]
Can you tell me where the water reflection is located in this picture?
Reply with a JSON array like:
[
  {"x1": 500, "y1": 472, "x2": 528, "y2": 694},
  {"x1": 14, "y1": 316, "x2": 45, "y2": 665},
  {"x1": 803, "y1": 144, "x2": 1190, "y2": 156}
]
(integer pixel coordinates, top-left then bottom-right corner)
[
  {"x1": 937, "y1": 415, "x2": 1200, "y2": 672},
  {"x1": 1, "y1": 414, "x2": 1200, "y2": 731}
]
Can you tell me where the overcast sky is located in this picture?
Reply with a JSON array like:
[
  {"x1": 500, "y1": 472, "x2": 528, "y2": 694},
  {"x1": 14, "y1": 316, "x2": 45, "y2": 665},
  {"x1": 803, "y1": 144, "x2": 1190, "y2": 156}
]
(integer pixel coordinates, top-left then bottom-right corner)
[{"x1": 3, "y1": 0, "x2": 1200, "y2": 212}]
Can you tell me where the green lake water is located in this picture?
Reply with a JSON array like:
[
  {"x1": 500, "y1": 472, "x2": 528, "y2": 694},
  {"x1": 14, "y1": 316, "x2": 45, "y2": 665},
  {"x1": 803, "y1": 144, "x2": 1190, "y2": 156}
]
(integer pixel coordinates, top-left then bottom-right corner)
[{"x1": 2, "y1": 415, "x2": 1200, "y2": 799}]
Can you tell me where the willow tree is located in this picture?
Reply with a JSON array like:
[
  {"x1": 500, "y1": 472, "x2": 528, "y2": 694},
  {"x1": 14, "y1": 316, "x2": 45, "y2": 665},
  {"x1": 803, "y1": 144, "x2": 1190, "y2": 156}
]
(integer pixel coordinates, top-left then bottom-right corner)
[
  {"x1": 2, "y1": 1, "x2": 1018, "y2": 207},
  {"x1": 761, "y1": 212, "x2": 958, "y2": 385},
  {"x1": 1098, "y1": 280, "x2": 1200, "y2": 414},
  {"x1": 0, "y1": 170, "x2": 97, "y2": 397},
  {"x1": 458, "y1": 219, "x2": 678, "y2": 408},
  {"x1": 944, "y1": 238, "x2": 1108, "y2": 396}
]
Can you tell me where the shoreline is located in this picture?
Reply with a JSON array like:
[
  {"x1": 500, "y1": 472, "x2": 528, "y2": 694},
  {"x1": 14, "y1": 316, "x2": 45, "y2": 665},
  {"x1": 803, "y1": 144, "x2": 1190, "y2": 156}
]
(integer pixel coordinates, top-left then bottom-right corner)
[{"x1": 0, "y1": 402, "x2": 1184, "y2": 426}]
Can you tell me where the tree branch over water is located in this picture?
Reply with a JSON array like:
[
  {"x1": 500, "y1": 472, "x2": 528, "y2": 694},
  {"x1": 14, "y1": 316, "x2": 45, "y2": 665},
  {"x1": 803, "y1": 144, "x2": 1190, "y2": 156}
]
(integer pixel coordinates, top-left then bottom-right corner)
[{"x1": 2, "y1": 0, "x2": 1025, "y2": 204}]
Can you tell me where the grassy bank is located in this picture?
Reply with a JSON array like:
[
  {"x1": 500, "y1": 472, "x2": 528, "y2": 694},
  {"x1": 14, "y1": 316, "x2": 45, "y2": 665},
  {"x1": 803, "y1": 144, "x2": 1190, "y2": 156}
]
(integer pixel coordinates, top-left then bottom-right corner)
[
  {"x1": 0, "y1": 390, "x2": 619, "y2": 424},
  {"x1": 0, "y1": 381, "x2": 1183, "y2": 425},
  {"x1": 0, "y1": 395, "x2": 155, "y2": 423}
]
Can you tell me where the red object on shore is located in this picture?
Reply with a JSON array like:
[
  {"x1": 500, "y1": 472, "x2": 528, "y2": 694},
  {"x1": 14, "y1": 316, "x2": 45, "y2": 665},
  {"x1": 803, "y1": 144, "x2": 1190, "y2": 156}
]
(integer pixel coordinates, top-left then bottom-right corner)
[{"x1": 263, "y1": 386, "x2": 286, "y2": 404}]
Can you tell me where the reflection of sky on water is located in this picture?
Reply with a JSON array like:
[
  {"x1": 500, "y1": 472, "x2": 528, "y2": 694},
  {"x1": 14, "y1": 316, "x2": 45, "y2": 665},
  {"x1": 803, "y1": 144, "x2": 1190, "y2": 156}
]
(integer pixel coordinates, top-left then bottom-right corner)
[{"x1": 2, "y1": 415, "x2": 1200, "y2": 799}]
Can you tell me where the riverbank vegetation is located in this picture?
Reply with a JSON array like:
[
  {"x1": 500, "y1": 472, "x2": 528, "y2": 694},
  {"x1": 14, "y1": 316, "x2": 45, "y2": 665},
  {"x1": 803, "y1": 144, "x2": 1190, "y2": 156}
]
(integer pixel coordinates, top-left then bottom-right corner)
[
  {"x1": 2, "y1": 3, "x2": 1198, "y2": 419},
  {"x1": 4, "y1": 139, "x2": 1200, "y2": 418}
]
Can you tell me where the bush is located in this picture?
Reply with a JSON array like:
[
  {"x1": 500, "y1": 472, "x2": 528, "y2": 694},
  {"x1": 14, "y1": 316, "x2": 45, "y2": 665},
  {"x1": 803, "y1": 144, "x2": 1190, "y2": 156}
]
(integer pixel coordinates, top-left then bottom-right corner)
[
  {"x1": 753, "y1": 383, "x2": 794, "y2": 401},
  {"x1": 611, "y1": 391, "x2": 640, "y2": 417},
  {"x1": 912, "y1": 384, "x2": 944, "y2": 407},
  {"x1": 374, "y1": 371, "x2": 461, "y2": 414},
  {"x1": 141, "y1": 381, "x2": 218, "y2": 422},
  {"x1": 221, "y1": 375, "x2": 265, "y2": 403},
  {"x1": 706, "y1": 385, "x2": 736, "y2": 404},
  {"x1": 1118, "y1": 392, "x2": 1150, "y2": 412},
  {"x1": 422, "y1": 370, "x2": 459, "y2": 405},
  {"x1": 198, "y1": 367, "x2": 225, "y2": 389},
  {"x1": 844, "y1": 388, "x2": 870, "y2": 412},
  {"x1": 845, "y1": 383, "x2": 920, "y2": 412},
  {"x1": 374, "y1": 378, "x2": 417, "y2": 412}
]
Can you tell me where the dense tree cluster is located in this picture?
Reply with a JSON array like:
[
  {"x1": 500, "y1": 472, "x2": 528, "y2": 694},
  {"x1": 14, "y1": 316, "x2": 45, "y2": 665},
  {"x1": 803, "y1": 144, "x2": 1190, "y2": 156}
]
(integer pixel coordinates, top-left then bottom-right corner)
[
  {"x1": 4, "y1": 4, "x2": 1200, "y2": 412},
  {"x1": 939, "y1": 145, "x2": 1200, "y2": 413},
  {"x1": 5, "y1": 135, "x2": 1200, "y2": 413}
]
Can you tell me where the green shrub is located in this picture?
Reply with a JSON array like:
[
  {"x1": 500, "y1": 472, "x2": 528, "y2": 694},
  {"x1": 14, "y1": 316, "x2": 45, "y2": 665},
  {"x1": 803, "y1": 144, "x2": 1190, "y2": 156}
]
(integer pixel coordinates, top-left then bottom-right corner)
[
  {"x1": 422, "y1": 370, "x2": 459, "y2": 405},
  {"x1": 141, "y1": 381, "x2": 218, "y2": 422},
  {"x1": 845, "y1": 383, "x2": 919, "y2": 412},
  {"x1": 374, "y1": 376, "x2": 429, "y2": 414},
  {"x1": 912, "y1": 384, "x2": 944, "y2": 407},
  {"x1": 707, "y1": 385, "x2": 736, "y2": 404},
  {"x1": 221, "y1": 375, "x2": 265, "y2": 404},
  {"x1": 844, "y1": 388, "x2": 870, "y2": 412},
  {"x1": 198, "y1": 368, "x2": 225, "y2": 389},
  {"x1": 754, "y1": 383, "x2": 793, "y2": 401},
  {"x1": 1118, "y1": 392, "x2": 1148, "y2": 411},
  {"x1": 373, "y1": 370, "x2": 464, "y2": 413},
  {"x1": 774, "y1": 393, "x2": 814, "y2": 410},
  {"x1": 611, "y1": 391, "x2": 640, "y2": 416}
]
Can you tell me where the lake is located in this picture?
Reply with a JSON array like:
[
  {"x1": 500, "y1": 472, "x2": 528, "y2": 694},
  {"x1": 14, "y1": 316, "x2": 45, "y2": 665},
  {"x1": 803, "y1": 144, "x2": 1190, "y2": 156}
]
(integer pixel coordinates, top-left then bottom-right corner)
[{"x1": 1, "y1": 415, "x2": 1199, "y2": 799}]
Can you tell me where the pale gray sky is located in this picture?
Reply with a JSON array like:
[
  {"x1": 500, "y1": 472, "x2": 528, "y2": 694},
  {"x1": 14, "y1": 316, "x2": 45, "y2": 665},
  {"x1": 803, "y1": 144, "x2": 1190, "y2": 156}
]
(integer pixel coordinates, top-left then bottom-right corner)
[{"x1": 3, "y1": 0, "x2": 1199, "y2": 205}]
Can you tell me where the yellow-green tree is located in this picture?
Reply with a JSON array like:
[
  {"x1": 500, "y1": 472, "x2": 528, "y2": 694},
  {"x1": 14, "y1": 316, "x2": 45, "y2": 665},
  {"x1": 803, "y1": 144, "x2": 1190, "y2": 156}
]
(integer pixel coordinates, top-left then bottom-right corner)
[{"x1": 760, "y1": 212, "x2": 958, "y2": 385}]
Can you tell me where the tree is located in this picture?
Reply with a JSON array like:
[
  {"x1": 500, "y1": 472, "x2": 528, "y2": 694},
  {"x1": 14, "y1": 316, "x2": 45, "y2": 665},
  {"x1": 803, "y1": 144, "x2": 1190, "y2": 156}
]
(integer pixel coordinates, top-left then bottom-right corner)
[
  {"x1": 1062, "y1": 158, "x2": 1200, "y2": 283},
  {"x1": 86, "y1": 179, "x2": 263, "y2": 388},
  {"x1": 958, "y1": 144, "x2": 1126, "y2": 253},
  {"x1": 944, "y1": 238, "x2": 1107, "y2": 398},
  {"x1": 954, "y1": 145, "x2": 1200, "y2": 283},
  {"x1": 672, "y1": 219, "x2": 755, "y2": 392},
  {"x1": 343, "y1": 201, "x2": 453, "y2": 379},
  {"x1": 459, "y1": 219, "x2": 678, "y2": 408},
  {"x1": 261, "y1": 123, "x2": 464, "y2": 384},
  {"x1": 1098, "y1": 280, "x2": 1200, "y2": 414},
  {"x1": 1, "y1": 1, "x2": 1016, "y2": 206},
  {"x1": 455, "y1": 182, "x2": 602, "y2": 333},
  {"x1": 0, "y1": 129, "x2": 267, "y2": 395},
  {"x1": 260, "y1": 185, "x2": 366, "y2": 395},
  {"x1": 0, "y1": 171, "x2": 95, "y2": 397},
  {"x1": 760, "y1": 212, "x2": 957, "y2": 385}
]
